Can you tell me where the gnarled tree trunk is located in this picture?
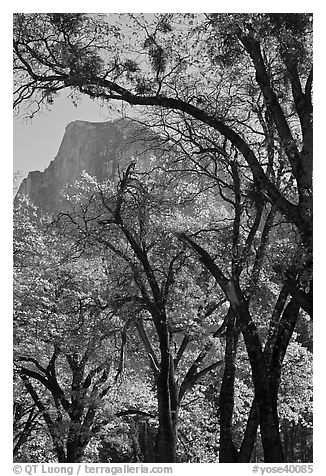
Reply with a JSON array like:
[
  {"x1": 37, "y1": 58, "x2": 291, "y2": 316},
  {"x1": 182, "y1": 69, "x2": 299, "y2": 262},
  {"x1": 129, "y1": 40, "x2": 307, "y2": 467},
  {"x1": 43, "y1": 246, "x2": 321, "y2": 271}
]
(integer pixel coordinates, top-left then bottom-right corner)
[
  {"x1": 218, "y1": 311, "x2": 239, "y2": 462},
  {"x1": 155, "y1": 321, "x2": 177, "y2": 463}
]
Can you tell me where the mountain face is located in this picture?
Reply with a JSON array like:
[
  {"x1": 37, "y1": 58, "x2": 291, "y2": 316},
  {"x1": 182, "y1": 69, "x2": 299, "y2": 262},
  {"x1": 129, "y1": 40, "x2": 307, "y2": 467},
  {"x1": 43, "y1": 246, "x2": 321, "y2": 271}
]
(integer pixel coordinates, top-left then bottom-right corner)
[{"x1": 17, "y1": 119, "x2": 161, "y2": 213}]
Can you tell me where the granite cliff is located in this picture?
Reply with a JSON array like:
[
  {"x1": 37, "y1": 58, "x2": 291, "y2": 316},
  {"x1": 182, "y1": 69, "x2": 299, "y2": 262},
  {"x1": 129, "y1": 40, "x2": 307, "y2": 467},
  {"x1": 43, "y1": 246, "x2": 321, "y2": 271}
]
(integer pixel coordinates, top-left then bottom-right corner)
[{"x1": 17, "y1": 119, "x2": 161, "y2": 213}]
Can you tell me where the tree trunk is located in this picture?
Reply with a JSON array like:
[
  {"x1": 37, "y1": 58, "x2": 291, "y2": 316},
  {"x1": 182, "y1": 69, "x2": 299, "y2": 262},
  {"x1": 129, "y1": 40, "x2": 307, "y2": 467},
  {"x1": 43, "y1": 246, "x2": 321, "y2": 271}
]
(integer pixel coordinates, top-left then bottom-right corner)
[
  {"x1": 66, "y1": 432, "x2": 90, "y2": 463},
  {"x1": 52, "y1": 441, "x2": 66, "y2": 463},
  {"x1": 139, "y1": 421, "x2": 157, "y2": 462},
  {"x1": 155, "y1": 323, "x2": 177, "y2": 463},
  {"x1": 218, "y1": 313, "x2": 239, "y2": 462},
  {"x1": 297, "y1": 124, "x2": 313, "y2": 257},
  {"x1": 156, "y1": 379, "x2": 177, "y2": 462},
  {"x1": 13, "y1": 407, "x2": 39, "y2": 457},
  {"x1": 238, "y1": 344, "x2": 283, "y2": 462},
  {"x1": 236, "y1": 297, "x2": 284, "y2": 462},
  {"x1": 282, "y1": 421, "x2": 289, "y2": 462},
  {"x1": 238, "y1": 297, "x2": 300, "y2": 462},
  {"x1": 238, "y1": 399, "x2": 260, "y2": 462}
]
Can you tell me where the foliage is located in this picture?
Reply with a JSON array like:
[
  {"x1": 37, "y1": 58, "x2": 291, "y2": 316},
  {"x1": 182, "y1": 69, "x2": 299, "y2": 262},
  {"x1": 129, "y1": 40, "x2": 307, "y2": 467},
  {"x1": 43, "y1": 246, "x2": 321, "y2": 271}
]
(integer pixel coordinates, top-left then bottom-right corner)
[
  {"x1": 278, "y1": 339, "x2": 312, "y2": 427},
  {"x1": 13, "y1": 13, "x2": 313, "y2": 463}
]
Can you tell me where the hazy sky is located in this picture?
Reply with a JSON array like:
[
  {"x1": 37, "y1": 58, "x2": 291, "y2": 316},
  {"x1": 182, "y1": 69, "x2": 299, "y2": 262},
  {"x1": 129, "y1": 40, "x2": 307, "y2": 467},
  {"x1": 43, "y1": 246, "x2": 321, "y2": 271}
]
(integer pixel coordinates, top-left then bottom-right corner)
[{"x1": 13, "y1": 92, "x2": 120, "y2": 181}]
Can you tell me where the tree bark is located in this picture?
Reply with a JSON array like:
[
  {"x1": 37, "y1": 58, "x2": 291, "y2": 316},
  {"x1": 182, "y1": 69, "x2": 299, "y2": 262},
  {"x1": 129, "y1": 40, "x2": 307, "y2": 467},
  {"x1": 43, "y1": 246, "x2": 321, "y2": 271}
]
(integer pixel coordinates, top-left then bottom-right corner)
[
  {"x1": 238, "y1": 400, "x2": 260, "y2": 462},
  {"x1": 155, "y1": 320, "x2": 177, "y2": 463},
  {"x1": 66, "y1": 434, "x2": 89, "y2": 463},
  {"x1": 234, "y1": 292, "x2": 284, "y2": 462},
  {"x1": 238, "y1": 296, "x2": 300, "y2": 462},
  {"x1": 218, "y1": 311, "x2": 239, "y2": 462}
]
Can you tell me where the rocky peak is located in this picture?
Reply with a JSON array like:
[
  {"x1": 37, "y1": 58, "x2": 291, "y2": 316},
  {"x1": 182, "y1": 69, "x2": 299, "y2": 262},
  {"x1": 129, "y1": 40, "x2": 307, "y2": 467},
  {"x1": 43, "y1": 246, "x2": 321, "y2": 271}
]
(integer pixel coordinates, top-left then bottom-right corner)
[{"x1": 17, "y1": 118, "x2": 161, "y2": 213}]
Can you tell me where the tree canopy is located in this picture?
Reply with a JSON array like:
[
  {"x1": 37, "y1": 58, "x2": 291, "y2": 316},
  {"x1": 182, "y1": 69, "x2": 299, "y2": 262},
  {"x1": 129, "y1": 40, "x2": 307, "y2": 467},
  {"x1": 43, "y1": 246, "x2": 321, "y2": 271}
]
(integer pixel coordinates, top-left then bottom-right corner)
[{"x1": 13, "y1": 13, "x2": 313, "y2": 464}]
